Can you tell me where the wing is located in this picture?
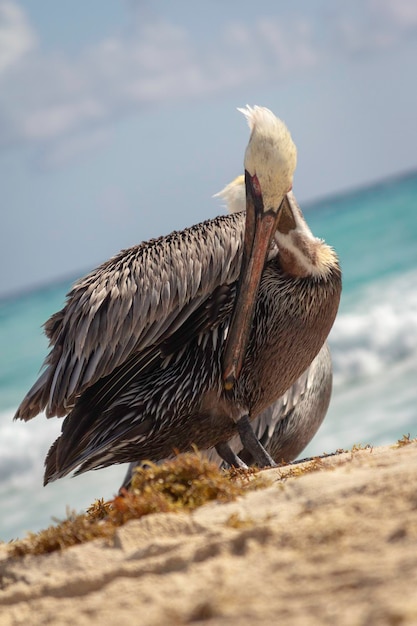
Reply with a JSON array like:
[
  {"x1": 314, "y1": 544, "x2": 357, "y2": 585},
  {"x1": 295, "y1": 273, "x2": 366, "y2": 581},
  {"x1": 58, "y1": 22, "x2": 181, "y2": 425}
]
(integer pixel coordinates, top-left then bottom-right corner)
[{"x1": 16, "y1": 212, "x2": 246, "y2": 420}]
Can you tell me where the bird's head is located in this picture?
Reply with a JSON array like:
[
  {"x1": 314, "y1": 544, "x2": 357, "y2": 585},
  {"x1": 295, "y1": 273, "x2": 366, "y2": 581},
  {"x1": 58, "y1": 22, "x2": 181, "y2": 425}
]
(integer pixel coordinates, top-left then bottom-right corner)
[{"x1": 239, "y1": 105, "x2": 297, "y2": 216}]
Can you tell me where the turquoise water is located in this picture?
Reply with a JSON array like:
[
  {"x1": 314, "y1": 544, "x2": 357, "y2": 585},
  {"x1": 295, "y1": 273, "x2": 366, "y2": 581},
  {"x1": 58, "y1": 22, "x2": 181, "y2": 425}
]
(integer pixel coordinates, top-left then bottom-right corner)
[{"x1": 1, "y1": 171, "x2": 417, "y2": 541}]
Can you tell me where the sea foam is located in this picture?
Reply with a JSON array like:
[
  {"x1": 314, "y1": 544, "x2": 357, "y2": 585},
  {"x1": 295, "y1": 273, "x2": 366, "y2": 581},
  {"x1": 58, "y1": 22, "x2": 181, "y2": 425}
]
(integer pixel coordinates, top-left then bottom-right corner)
[{"x1": 330, "y1": 268, "x2": 417, "y2": 387}]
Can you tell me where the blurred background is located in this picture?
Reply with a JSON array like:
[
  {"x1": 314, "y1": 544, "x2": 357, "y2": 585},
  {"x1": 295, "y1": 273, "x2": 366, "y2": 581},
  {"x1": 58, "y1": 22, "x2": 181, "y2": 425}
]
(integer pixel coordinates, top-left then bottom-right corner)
[{"x1": 1, "y1": 0, "x2": 416, "y2": 540}]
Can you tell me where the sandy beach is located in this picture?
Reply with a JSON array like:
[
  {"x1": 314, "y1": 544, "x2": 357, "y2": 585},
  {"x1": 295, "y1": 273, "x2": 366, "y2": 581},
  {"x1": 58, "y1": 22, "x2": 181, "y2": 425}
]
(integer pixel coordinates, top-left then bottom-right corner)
[{"x1": 1, "y1": 441, "x2": 417, "y2": 625}]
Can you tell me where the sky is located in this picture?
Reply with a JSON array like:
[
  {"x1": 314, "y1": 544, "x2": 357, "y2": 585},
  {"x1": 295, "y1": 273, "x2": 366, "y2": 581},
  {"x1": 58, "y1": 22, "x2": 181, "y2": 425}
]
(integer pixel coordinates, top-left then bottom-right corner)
[{"x1": 1, "y1": 0, "x2": 417, "y2": 297}]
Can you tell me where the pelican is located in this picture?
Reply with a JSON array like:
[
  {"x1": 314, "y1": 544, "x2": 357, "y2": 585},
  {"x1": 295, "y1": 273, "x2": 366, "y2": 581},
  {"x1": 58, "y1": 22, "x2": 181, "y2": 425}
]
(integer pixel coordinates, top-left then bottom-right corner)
[
  {"x1": 208, "y1": 175, "x2": 333, "y2": 466},
  {"x1": 121, "y1": 176, "x2": 333, "y2": 486},
  {"x1": 15, "y1": 106, "x2": 341, "y2": 484}
]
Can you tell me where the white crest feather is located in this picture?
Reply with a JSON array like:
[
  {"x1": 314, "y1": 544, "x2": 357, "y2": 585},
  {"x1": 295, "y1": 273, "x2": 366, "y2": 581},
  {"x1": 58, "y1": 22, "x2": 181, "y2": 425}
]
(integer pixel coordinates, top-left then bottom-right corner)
[
  {"x1": 239, "y1": 105, "x2": 297, "y2": 212},
  {"x1": 237, "y1": 105, "x2": 280, "y2": 133}
]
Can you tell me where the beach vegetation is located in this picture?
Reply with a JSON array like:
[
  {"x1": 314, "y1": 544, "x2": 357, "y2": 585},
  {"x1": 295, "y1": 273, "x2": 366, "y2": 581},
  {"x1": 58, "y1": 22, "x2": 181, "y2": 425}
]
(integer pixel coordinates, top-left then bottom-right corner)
[{"x1": 7, "y1": 452, "x2": 262, "y2": 559}]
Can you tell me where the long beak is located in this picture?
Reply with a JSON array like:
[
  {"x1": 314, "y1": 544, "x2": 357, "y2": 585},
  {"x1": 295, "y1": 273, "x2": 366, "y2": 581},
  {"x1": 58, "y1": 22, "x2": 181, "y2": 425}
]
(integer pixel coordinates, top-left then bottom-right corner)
[{"x1": 222, "y1": 171, "x2": 284, "y2": 390}]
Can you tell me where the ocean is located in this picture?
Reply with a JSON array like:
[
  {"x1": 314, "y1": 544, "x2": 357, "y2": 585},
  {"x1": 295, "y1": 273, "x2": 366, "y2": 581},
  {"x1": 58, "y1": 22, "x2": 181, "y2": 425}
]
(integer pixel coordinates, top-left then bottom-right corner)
[{"x1": 1, "y1": 171, "x2": 417, "y2": 542}]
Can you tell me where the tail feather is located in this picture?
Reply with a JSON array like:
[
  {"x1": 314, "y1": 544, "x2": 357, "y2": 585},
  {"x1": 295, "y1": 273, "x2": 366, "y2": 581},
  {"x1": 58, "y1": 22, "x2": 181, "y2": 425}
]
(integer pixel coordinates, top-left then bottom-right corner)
[
  {"x1": 14, "y1": 369, "x2": 52, "y2": 421},
  {"x1": 43, "y1": 432, "x2": 92, "y2": 484},
  {"x1": 43, "y1": 437, "x2": 61, "y2": 485}
]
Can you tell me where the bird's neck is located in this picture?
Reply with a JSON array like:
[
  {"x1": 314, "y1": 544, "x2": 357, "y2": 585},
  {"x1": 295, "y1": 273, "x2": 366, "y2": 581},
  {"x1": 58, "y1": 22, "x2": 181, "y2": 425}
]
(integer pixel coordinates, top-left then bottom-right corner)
[
  {"x1": 274, "y1": 194, "x2": 339, "y2": 279},
  {"x1": 276, "y1": 235, "x2": 338, "y2": 279}
]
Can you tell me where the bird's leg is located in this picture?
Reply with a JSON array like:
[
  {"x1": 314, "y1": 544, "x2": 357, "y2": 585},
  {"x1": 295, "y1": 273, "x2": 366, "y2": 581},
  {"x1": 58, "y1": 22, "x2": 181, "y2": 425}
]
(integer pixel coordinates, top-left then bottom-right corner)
[
  {"x1": 215, "y1": 442, "x2": 248, "y2": 469},
  {"x1": 119, "y1": 460, "x2": 138, "y2": 492},
  {"x1": 236, "y1": 414, "x2": 277, "y2": 468}
]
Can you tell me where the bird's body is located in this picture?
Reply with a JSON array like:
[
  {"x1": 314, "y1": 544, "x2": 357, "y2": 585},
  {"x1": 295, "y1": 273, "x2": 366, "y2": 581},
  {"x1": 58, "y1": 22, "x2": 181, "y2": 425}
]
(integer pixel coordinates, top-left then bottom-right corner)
[
  {"x1": 203, "y1": 341, "x2": 332, "y2": 468},
  {"x1": 15, "y1": 106, "x2": 341, "y2": 484}
]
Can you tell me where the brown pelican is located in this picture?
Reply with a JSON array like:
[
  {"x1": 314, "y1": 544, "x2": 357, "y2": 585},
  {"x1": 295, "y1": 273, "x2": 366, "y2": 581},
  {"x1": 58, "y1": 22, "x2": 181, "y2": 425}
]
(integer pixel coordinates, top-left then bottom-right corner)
[
  {"x1": 121, "y1": 176, "x2": 334, "y2": 486},
  {"x1": 15, "y1": 106, "x2": 341, "y2": 484},
  {"x1": 209, "y1": 175, "x2": 333, "y2": 466}
]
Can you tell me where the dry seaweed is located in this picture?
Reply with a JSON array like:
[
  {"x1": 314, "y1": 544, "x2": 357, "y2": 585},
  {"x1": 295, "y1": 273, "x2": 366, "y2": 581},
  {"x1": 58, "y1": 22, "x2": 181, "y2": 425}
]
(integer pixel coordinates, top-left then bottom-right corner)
[
  {"x1": 394, "y1": 434, "x2": 417, "y2": 448},
  {"x1": 277, "y1": 456, "x2": 331, "y2": 480},
  {"x1": 351, "y1": 443, "x2": 373, "y2": 452},
  {"x1": 8, "y1": 452, "x2": 253, "y2": 559}
]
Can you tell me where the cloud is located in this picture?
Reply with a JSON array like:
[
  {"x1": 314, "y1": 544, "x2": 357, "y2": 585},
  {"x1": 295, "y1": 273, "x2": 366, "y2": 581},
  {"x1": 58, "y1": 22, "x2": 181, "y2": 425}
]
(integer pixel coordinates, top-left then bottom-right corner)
[
  {"x1": 0, "y1": 1, "x2": 416, "y2": 167},
  {"x1": 0, "y1": 11, "x2": 319, "y2": 164},
  {"x1": 0, "y1": 8, "x2": 315, "y2": 166},
  {"x1": 256, "y1": 17, "x2": 318, "y2": 72},
  {"x1": 0, "y1": 0, "x2": 35, "y2": 73},
  {"x1": 370, "y1": 0, "x2": 417, "y2": 28},
  {"x1": 34, "y1": 127, "x2": 110, "y2": 170},
  {"x1": 334, "y1": 0, "x2": 417, "y2": 56},
  {"x1": 23, "y1": 98, "x2": 106, "y2": 140}
]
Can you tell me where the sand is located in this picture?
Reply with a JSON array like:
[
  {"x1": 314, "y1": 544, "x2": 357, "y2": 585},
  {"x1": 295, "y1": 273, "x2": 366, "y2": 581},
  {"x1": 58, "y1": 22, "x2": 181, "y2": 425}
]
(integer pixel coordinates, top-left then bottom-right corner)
[{"x1": 1, "y1": 441, "x2": 417, "y2": 625}]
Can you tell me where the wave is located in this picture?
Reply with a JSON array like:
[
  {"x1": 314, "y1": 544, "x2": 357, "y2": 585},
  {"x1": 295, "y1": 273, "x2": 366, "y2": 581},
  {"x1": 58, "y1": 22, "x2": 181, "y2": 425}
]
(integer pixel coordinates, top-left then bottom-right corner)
[
  {"x1": 0, "y1": 410, "x2": 61, "y2": 485},
  {"x1": 329, "y1": 269, "x2": 417, "y2": 386},
  {"x1": 0, "y1": 407, "x2": 125, "y2": 541}
]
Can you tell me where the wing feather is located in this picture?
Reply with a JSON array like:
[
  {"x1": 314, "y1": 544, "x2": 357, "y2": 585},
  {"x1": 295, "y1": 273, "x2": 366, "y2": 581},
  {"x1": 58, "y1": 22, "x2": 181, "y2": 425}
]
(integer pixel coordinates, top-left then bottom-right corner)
[{"x1": 15, "y1": 212, "x2": 246, "y2": 420}]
